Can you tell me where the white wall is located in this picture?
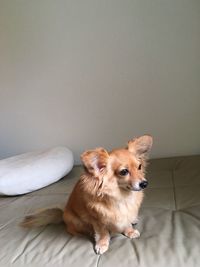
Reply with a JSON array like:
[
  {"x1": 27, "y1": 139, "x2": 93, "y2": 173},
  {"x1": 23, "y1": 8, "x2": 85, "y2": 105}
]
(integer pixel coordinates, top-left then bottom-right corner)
[{"x1": 0, "y1": 0, "x2": 199, "y2": 164}]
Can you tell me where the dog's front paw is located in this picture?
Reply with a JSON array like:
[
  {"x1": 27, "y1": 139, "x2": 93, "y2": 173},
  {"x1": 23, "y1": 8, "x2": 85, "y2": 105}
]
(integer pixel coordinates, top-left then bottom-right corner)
[
  {"x1": 124, "y1": 228, "x2": 140, "y2": 239},
  {"x1": 95, "y1": 242, "x2": 109, "y2": 255}
]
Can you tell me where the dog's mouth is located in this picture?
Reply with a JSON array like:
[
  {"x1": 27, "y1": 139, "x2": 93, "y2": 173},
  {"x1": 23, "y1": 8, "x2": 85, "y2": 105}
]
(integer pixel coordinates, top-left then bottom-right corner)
[{"x1": 126, "y1": 186, "x2": 142, "y2": 192}]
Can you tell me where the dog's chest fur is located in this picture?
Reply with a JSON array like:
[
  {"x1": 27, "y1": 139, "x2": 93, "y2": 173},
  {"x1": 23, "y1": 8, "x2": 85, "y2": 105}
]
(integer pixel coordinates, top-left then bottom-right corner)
[
  {"x1": 96, "y1": 191, "x2": 143, "y2": 232},
  {"x1": 114, "y1": 192, "x2": 143, "y2": 230}
]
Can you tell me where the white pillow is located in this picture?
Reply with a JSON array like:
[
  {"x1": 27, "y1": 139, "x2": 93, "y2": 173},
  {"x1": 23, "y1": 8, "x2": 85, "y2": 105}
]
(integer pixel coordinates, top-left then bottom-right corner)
[{"x1": 0, "y1": 147, "x2": 74, "y2": 196}]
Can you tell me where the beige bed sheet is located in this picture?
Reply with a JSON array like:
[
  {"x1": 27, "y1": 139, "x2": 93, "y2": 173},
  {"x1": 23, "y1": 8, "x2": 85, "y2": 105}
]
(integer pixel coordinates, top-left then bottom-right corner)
[{"x1": 0, "y1": 155, "x2": 200, "y2": 267}]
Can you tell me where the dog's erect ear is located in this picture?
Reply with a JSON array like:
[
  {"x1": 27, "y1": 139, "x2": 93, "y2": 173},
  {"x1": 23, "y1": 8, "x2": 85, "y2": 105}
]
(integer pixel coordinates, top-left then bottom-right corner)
[
  {"x1": 128, "y1": 135, "x2": 153, "y2": 159},
  {"x1": 81, "y1": 148, "x2": 109, "y2": 176}
]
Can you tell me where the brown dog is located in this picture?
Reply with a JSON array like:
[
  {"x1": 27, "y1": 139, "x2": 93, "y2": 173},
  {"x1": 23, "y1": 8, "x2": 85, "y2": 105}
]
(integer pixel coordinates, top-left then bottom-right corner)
[{"x1": 21, "y1": 135, "x2": 153, "y2": 254}]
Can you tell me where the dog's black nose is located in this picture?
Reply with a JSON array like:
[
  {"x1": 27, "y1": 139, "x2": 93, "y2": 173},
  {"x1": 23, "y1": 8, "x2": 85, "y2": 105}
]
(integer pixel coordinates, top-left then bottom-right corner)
[{"x1": 139, "y1": 180, "x2": 148, "y2": 189}]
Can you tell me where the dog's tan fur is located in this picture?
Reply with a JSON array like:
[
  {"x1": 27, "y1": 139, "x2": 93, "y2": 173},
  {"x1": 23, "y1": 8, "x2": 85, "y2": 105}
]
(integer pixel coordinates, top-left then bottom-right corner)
[{"x1": 21, "y1": 135, "x2": 153, "y2": 254}]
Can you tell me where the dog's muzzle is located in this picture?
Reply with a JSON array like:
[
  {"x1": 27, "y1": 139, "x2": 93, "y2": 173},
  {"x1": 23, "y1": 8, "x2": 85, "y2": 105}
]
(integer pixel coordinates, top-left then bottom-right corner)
[{"x1": 127, "y1": 179, "x2": 148, "y2": 191}]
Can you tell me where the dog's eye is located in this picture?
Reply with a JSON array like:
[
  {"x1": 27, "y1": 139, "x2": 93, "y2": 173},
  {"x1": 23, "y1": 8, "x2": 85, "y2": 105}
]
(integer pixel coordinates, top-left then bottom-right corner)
[
  {"x1": 138, "y1": 164, "x2": 142, "y2": 170},
  {"x1": 119, "y1": 169, "x2": 129, "y2": 176}
]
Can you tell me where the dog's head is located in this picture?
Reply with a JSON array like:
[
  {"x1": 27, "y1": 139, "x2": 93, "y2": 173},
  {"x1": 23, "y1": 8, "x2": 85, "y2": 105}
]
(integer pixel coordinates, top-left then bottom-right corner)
[{"x1": 81, "y1": 135, "x2": 153, "y2": 193}]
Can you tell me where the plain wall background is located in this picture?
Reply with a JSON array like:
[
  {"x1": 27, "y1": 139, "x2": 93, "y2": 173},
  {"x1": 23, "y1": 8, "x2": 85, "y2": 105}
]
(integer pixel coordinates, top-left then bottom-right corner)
[{"x1": 0, "y1": 0, "x2": 199, "y2": 164}]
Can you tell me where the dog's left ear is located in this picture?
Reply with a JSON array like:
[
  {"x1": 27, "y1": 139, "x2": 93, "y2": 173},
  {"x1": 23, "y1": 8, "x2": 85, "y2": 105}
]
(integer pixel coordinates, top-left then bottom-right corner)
[
  {"x1": 81, "y1": 148, "x2": 109, "y2": 177},
  {"x1": 128, "y1": 135, "x2": 153, "y2": 159}
]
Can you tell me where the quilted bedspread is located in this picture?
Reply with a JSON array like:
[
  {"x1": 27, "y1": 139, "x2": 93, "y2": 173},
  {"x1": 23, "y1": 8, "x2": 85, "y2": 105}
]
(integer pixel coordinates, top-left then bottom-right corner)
[{"x1": 0, "y1": 155, "x2": 200, "y2": 267}]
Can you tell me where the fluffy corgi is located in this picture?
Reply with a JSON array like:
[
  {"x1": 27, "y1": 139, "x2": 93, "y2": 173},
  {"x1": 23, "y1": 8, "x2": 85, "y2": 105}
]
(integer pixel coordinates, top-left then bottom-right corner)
[{"x1": 21, "y1": 135, "x2": 153, "y2": 254}]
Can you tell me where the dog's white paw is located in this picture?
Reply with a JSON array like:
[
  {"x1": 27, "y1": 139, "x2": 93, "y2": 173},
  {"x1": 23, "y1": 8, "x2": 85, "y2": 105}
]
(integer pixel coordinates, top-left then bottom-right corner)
[
  {"x1": 124, "y1": 229, "x2": 140, "y2": 239},
  {"x1": 95, "y1": 243, "x2": 109, "y2": 255},
  {"x1": 130, "y1": 229, "x2": 140, "y2": 239}
]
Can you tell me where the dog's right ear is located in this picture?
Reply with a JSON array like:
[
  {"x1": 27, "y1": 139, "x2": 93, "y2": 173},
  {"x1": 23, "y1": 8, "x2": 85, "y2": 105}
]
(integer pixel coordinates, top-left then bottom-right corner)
[
  {"x1": 81, "y1": 148, "x2": 109, "y2": 177},
  {"x1": 128, "y1": 135, "x2": 153, "y2": 159}
]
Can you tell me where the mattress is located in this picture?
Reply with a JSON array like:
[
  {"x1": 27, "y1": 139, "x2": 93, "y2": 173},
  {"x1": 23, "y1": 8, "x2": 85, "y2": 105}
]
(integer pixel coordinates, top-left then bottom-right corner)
[{"x1": 0, "y1": 155, "x2": 200, "y2": 267}]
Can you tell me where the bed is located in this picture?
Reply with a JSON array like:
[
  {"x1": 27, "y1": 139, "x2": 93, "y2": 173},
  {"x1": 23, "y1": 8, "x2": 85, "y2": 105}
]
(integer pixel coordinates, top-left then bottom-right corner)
[{"x1": 0, "y1": 155, "x2": 199, "y2": 267}]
